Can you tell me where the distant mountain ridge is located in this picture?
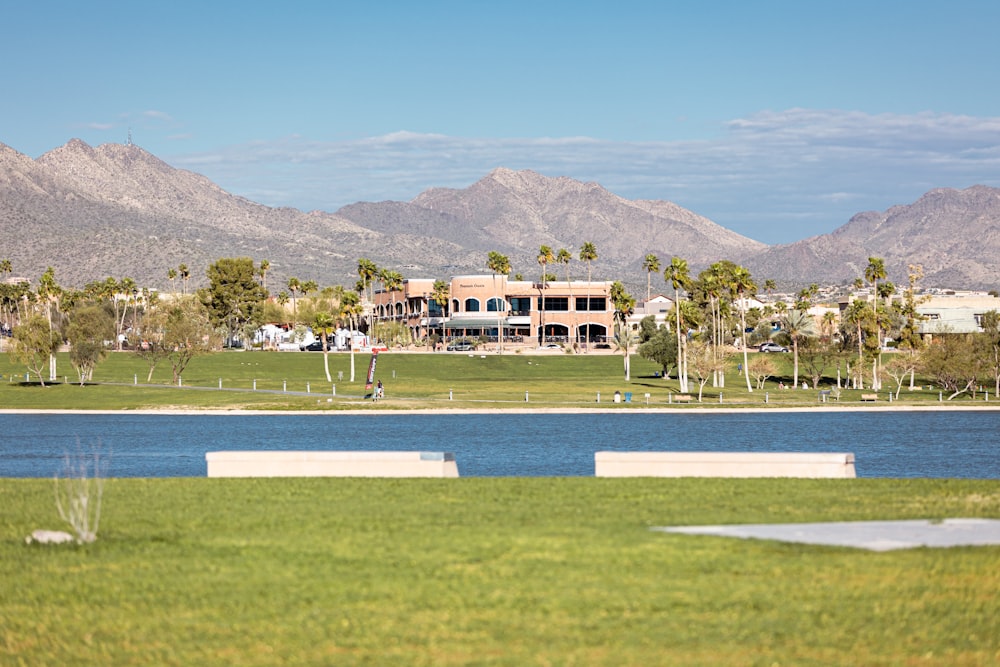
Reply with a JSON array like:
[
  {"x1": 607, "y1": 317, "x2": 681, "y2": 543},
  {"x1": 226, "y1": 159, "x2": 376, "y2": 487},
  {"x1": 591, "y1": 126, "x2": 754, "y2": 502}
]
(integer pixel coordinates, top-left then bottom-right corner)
[
  {"x1": 744, "y1": 185, "x2": 1000, "y2": 288},
  {"x1": 1, "y1": 138, "x2": 999, "y2": 292}
]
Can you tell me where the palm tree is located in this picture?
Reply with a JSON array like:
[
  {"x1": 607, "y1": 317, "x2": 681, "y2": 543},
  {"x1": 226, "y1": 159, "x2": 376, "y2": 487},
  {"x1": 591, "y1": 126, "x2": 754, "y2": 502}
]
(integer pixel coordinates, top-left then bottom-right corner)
[
  {"x1": 556, "y1": 248, "x2": 573, "y2": 346},
  {"x1": 356, "y1": 258, "x2": 378, "y2": 302},
  {"x1": 0, "y1": 258, "x2": 11, "y2": 280},
  {"x1": 781, "y1": 309, "x2": 816, "y2": 388},
  {"x1": 311, "y1": 311, "x2": 336, "y2": 382},
  {"x1": 258, "y1": 259, "x2": 270, "y2": 294},
  {"x1": 380, "y1": 269, "x2": 404, "y2": 344},
  {"x1": 579, "y1": 242, "x2": 597, "y2": 349},
  {"x1": 842, "y1": 299, "x2": 870, "y2": 388},
  {"x1": 37, "y1": 267, "x2": 61, "y2": 380},
  {"x1": 339, "y1": 291, "x2": 363, "y2": 382},
  {"x1": 731, "y1": 264, "x2": 756, "y2": 392},
  {"x1": 167, "y1": 268, "x2": 177, "y2": 297},
  {"x1": 430, "y1": 279, "x2": 450, "y2": 349},
  {"x1": 178, "y1": 264, "x2": 190, "y2": 295},
  {"x1": 664, "y1": 257, "x2": 691, "y2": 393},
  {"x1": 763, "y1": 278, "x2": 776, "y2": 301},
  {"x1": 287, "y1": 277, "x2": 301, "y2": 326},
  {"x1": 536, "y1": 245, "x2": 554, "y2": 345},
  {"x1": 610, "y1": 281, "x2": 636, "y2": 380},
  {"x1": 643, "y1": 254, "x2": 660, "y2": 302},
  {"x1": 486, "y1": 251, "x2": 511, "y2": 353}
]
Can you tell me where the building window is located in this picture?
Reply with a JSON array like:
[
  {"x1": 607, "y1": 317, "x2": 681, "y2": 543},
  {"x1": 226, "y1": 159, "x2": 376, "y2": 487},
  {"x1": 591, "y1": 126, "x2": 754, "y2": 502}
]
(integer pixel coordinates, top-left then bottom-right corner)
[
  {"x1": 576, "y1": 297, "x2": 606, "y2": 311},
  {"x1": 926, "y1": 313, "x2": 940, "y2": 320},
  {"x1": 487, "y1": 297, "x2": 505, "y2": 312},
  {"x1": 510, "y1": 297, "x2": 531, "y2": 315},
  {"x1": 538, "y1": 297, "x2": 569, "y2": 311},
  {"x1": 464, "y1": 298, "x2": 481, "y2": 312}
]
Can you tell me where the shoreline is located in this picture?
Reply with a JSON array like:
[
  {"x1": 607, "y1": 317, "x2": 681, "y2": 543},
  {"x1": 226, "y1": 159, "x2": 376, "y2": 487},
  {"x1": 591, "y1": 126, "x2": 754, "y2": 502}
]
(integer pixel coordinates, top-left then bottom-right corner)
[{"x1": 3, "y1": 405, "x2": 1000, "y2": 416}]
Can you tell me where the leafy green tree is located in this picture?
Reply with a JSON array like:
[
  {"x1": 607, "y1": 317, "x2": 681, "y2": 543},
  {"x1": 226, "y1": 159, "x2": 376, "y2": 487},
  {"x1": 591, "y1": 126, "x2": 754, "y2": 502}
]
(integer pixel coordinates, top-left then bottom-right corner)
[
  {"x1": 979, "y1": 310, "x2": 1000, "y2": 396},
  {"x1": 919, "y1": 333, "x2": 982, "y2": 400},
  {"x1": 65, "y1": 304, "x2": 114, "y2": 384},
  {"x1": 637, "y1": 320, "x2": 677, "y2": 378},
  {"x1": 202, "y1": 258, "x2": 267, "y2": 346},
  {"x1": 9, "y1": 314, "x2": 61, "y2": 385},
  {"x1": 163, "y1": 300, "x2": 219, "y2": 383}
]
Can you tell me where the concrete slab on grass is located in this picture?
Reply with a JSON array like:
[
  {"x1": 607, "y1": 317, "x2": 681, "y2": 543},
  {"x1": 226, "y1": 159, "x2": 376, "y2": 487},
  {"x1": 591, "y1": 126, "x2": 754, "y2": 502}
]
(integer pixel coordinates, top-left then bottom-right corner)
[{"x1": 652, "y1": 518, "x2": 1000, "y2": 552}]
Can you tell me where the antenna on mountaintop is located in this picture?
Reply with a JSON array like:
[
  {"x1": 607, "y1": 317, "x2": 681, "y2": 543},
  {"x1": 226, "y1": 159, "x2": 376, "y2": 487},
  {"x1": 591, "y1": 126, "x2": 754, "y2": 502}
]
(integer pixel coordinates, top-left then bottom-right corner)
[{"x1": 127, "y1": 128, "x2": 133, "y2": 146}]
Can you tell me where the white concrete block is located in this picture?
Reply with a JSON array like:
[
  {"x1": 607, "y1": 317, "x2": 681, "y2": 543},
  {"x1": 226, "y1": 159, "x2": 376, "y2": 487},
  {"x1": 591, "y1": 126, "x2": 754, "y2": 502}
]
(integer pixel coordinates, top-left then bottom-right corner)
[
  {"x1": 207, "y1": 451, "x2": 459, "y2": 478},
  {"x1": 595, "y1": 451, "x2": 856, "y2": 478}
]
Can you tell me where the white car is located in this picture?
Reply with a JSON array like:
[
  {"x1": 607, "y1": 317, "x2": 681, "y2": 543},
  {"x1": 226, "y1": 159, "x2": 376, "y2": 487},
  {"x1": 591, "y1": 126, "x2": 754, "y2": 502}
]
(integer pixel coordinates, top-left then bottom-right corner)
[{"x1": 758, "y1": 342, "x2": 789, "y2": 353}]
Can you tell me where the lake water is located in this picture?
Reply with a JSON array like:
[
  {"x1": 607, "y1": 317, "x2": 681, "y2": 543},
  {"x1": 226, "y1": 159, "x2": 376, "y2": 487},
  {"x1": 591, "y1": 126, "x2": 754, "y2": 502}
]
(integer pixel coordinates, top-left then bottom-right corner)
[{"x1": 1, "y1": 411, "x2": 998, "y2": 478}]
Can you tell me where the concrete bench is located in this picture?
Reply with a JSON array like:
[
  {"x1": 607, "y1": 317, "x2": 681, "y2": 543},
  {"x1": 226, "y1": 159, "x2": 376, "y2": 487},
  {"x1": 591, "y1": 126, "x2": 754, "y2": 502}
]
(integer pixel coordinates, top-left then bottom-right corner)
[
  {"x1": 595, "y1": 451, "x2": 856, "y2": 478},
  {"x1": 206, "y1": 451, "x2": 459, "y2": 478},
  {"x1": 672, "y1": 394, "x2": 693, "y2": 403},
  {"x1": 860, "y1": 393, "x2": 878, "y2": 402}
]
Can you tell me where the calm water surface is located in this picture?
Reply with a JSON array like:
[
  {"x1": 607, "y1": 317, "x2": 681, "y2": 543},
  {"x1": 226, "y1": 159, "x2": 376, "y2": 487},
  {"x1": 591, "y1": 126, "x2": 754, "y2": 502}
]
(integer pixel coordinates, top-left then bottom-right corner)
[{"x1": 1, "y1": 411, "x2": 998, "y2": 478}]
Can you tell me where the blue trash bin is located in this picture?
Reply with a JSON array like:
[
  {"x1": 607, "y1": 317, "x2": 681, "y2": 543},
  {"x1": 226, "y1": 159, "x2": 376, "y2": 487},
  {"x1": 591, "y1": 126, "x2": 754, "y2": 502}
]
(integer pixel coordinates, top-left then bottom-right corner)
[{"x1": 624, "y1": 392, "x2": 632, "y2": 403}]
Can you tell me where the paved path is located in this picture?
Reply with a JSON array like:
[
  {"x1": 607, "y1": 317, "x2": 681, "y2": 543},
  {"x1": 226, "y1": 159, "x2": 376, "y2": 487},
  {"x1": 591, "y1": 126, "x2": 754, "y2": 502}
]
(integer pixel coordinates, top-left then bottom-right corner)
[{"x1": 653, "y1": 518, "x2": 1000, "y2": 551}]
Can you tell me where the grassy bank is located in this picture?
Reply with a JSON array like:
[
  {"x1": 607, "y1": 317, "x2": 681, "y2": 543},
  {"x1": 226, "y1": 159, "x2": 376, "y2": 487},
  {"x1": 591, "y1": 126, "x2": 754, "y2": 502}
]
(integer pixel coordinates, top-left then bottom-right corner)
[
  {"x1": 3, "y1": 477, "x2": 999, "y2": 665},
  {"x1": 1, "y1": 349, "x2": 985, "y2": 411}
]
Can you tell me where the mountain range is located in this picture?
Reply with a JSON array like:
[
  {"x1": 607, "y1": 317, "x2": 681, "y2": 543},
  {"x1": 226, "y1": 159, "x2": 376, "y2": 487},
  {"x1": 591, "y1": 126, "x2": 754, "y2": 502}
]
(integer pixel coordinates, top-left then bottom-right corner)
[{"x1": 2, "y1": 138, "x2": 999, "y2": 294}]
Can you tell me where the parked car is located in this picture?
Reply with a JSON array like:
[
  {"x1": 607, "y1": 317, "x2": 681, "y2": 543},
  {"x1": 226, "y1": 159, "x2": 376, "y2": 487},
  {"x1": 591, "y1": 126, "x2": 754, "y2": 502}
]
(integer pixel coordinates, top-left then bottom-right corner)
[
  {"x1": 302, "y1": 341, "x2": 326, "y2": 352},
  {"x1": 758, "y1": 342, "x2": 789, "y2": 353},
  {"x1": 446, "y1": 342, "x2": 474, "y2": 351}
]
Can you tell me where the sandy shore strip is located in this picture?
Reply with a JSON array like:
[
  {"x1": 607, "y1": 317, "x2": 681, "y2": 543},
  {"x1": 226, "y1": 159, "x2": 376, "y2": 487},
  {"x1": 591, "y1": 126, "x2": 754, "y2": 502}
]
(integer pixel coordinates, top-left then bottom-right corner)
[{"x1": 2, "y1": 405, "x2": 1000, "y2": 416}]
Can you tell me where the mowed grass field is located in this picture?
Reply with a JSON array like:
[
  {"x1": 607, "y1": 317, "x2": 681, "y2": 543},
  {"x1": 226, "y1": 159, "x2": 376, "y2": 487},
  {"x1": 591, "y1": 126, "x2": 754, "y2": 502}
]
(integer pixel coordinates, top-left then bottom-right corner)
[
  {"x1": 0, "y1": 347, "x2": 974, "y2": 411},
  {"x1": 3, "y1": 477, "x2": 999, "y2": 665}
]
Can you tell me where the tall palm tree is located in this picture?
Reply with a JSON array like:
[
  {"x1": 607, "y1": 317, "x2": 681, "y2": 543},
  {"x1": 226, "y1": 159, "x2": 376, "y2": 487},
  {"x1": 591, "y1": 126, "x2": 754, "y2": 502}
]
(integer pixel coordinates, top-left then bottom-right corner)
[
  {"x1": 556, "y1": 248, "x2": 573, "y2": 346},
  {"x1": 842, "y1": 299, "x2": 870, "y2": 388},
  {"x1": 664, "y1": 257, "x2": 691, "y2": 393},
  {"x1": 380, "y1": 269, "x2": 404, "y2": 344},
  {"x1": 312, "y1": 311, "x2": 336, "y2": 382},
  {"x1": 731, "y1": 264, "x2": 756, "y2": 392},
  {"x1": 536, "y1": 245, "x2": 554, "y2": 345},
  {"x1": 430, "y1": 279, "x2": 450, "y2": 350},
  {"x1": 578, "y1": 242, "x2": 598, "y2": 348},
  {"x1": 486, "y1": 251, "x2": 511, "y2": 353},
  {"x1": 167, "y1": 268, "x2": 177, "y2": 297},
  {"x1": 865, "y1": 256, "x2": 888, "y2": 388},
  {"x1": 287, "y1": 277, "x2": 301, "y2": 326},
  {"x1": 0, "y1": 258, "x2": 12, "y2": 280},
  {"x1": 178, "y1": 264, "x2": 190, "y2": 295},
  {"x1": 339, "y1": 291, "x2": 363, "y2": 382},
  {"x1": 258, "y1": 259, "x2": 270, "y2": 294},
  {"x1": 643, "y1": 254, "x2": 660, "y2": 302},
  {"x1": 781, "y1": 309, "x2": 816, "y2": 388},
  {"x1": 37, "y1": 267, "x2": 61, "y2": 380},
  {"x1": 610, "y1": 281, "x2": 636, "y2": 380}
]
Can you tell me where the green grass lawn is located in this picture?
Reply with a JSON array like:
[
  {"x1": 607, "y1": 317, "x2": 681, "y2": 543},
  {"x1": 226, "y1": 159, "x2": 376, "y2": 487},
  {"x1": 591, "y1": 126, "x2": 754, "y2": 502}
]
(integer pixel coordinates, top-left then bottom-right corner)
[
  {"x1": 0, "y1": 348, "x2": 981, "y2": 411},
  {"x1": 3, "y1": 477, "x2": 999, "y2": 665}
]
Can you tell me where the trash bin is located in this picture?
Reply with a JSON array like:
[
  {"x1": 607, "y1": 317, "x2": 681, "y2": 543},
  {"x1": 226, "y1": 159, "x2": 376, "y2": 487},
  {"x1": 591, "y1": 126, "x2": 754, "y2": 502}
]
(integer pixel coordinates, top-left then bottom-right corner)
[
  {"x1": 624, "y1": 392, "x2": 632, "y2": 403},
  {"x1": 613, "y1": 391, "x2": 621, "y2": 403}
]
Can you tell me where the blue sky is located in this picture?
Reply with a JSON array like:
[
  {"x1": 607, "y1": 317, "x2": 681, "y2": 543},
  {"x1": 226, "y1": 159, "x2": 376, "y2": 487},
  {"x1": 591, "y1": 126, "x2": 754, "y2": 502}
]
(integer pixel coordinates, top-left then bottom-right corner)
[{"x1": 4, "y1": 1, "x2": 1000, "y2": 244}]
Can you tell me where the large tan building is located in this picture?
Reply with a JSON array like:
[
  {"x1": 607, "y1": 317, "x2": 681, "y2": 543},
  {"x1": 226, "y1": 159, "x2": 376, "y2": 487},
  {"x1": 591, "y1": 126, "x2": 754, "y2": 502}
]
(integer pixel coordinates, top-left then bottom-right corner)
[{"x1": 371, "y1": 275, "x2": 617, "y2": 347}]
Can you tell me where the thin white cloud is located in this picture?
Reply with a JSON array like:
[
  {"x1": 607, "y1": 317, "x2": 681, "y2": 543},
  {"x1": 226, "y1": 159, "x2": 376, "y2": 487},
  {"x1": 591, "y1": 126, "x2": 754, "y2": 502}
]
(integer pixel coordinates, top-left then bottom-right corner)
[{"x1": 167, "y1": 110, "x2": 1000, "y2": 244}]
